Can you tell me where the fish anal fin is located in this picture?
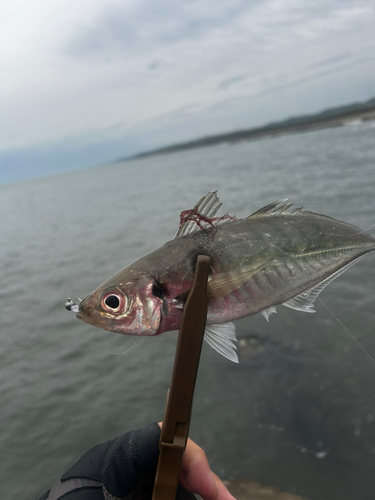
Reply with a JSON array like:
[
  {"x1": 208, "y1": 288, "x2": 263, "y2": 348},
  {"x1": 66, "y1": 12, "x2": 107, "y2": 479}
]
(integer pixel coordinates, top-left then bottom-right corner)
[
  {"x1": 282, "y1": 296, "x2": 316, "y2": 313},
  {"x1": 261, "y1": 306, "x2": 277, "y2": 322},
  {"x1": 204, "y1": 322, "x2": 238, "y2": 363},
  {"x1": 282, "y1": 255, "x2": 366, "y2": 313}
]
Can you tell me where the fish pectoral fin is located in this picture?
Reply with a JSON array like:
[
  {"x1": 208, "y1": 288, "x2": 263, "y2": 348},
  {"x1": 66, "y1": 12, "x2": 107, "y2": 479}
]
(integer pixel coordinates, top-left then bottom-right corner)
[
  {"x1": 208, "y1": 271, "x2": 250, "y2": 298},
  {"x1": 208, "y1": 257, "x2": 274, "y2": 298},
  {"x1": 204, "y1": 322, "x2": 239, "y2": 363},
  {"x1": 282, "y1": 255, "x2": 366, "y2": 313},
  {"x1": 261, "y1": 306, "x2": 277, "y2": 322}
]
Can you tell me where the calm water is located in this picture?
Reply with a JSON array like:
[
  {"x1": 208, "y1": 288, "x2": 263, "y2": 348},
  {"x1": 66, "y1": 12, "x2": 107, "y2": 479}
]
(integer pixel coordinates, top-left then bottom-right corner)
[{"x1": 1, "y1": 123, "x2": 375, "y2": 500}]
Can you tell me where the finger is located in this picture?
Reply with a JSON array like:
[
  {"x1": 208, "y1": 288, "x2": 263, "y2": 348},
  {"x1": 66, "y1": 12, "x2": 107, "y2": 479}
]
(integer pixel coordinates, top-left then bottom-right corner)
[
  {"x1": 180, "y1": 438, "x2": 236, "y2": 500},
  {"x1": 157, "y1": 423, "x2": 235, "y2": 500},
  {"x1": 211, "y1": 472, "x2": 236, "y2": 500},
  {"x1": 180, "y1": 438, "x2": 217, "y2": 498}
]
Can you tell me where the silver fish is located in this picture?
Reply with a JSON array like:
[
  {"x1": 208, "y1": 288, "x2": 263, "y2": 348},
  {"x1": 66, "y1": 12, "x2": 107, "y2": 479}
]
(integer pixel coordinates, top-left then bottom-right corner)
[{"x1": 76, "y1": 192, "x2": 375, "y2": 362}]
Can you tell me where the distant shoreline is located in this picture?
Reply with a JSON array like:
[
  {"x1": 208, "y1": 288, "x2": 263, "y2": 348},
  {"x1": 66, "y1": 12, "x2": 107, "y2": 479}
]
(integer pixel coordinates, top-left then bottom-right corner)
[{"x1": 122, "y1": 97, "x2": 375, "y2": 162}]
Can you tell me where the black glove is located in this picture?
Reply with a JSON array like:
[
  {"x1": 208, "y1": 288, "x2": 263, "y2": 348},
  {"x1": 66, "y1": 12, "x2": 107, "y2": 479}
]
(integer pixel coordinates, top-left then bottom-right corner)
[{"x1": 39, "y1": 422, "x2": 196, "y2": 500}]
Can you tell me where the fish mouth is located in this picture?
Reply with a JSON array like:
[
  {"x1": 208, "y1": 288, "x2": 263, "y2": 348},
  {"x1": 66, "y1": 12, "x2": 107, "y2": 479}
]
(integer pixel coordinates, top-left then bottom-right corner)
[
  {"x1": 76, "y1": 308, "x2": 96, "y2": 326},
  {"x1": 76, "y1": 310, "x2": 86, "y2": 321},
  {"x1": 76, "y1": 298, "x2": 101, "y2": 328},
  {"x1": 76, "y1": 297, "x2": 122, "y2": 332}
]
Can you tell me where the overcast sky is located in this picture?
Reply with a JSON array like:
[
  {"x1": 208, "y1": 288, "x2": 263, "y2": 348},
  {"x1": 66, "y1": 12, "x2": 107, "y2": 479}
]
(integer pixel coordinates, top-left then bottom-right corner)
[{"x1": 1, "y1": 0, "x2": 374, "y2": 183}]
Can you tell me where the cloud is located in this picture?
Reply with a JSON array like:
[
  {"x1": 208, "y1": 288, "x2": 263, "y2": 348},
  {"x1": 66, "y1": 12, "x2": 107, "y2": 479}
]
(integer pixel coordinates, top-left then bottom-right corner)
[
  {"x1": 218, "y1": 75, "x2": 248, "y2": 91},
  {"x1": 0, "y1": 0, "x2": 374, "y2": 182},
  {"x1": 62, "y1": 1, "x2": 248, "y2": 59},
  {"x1": 310, "y1": 52, "x2": 352, "y2": 68}
]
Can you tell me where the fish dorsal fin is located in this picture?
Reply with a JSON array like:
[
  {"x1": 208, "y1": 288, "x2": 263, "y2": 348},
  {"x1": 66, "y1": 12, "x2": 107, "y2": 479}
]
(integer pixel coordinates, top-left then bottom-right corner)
[
  {"x1": 282, "y1": 255, "x2": 365, "y2": 313},
  {"x1": 247, "y1": 200, "x2": 343, "y2": 221},
  {"x1": 246, "y1": 199, "x2": 311, "y2": 219},
  {"x1": 247, "y1": 199, "x2": 293, "y2": 219},
  {"x1": 204, "y1": 322, "x2": 238, "y2": 363},
  {"x1": 175, "y1": 191, "x2": 223, "y2": 238},
  {"x1": 261, "y1": 306, "x2": 277, "y2": 322}
]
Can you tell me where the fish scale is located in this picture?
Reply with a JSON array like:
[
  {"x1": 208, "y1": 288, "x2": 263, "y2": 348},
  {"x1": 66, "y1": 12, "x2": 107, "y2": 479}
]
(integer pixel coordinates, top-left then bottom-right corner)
[{"x1": 75, "y1": 193, "x2": 375, "y2": 363}]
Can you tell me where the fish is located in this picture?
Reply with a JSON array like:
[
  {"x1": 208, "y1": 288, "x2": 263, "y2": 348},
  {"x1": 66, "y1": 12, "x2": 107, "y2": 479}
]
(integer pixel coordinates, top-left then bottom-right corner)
[{"x1": 75, "y1": 192, "x2": 375, "y2": 363}]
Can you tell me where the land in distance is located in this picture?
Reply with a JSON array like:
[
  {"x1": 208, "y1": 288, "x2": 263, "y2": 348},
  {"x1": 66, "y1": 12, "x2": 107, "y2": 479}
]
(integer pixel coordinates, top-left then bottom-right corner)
[{"x1": 121, "y1": 97, "x2": 375, "y2": 162}]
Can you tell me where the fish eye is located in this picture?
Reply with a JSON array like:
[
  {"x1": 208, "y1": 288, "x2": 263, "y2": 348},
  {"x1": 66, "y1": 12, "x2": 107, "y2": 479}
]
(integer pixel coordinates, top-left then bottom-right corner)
[
  {"x1": 105, "y1": 295, "x2": 120, "y2": 309},
  {"x1": 101, "y1": 291, "x2": 127, "y2": 313}
]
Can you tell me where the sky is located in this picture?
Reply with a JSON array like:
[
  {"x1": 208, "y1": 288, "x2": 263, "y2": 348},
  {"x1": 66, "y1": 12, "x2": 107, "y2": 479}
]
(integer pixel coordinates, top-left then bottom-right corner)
[{"x1": 1, "y1": 0, "x2": 375, "y2": 184}]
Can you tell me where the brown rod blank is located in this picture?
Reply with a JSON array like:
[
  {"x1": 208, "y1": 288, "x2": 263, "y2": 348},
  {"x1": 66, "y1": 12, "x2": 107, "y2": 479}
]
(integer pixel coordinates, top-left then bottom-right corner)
[{"x1": 152, "y1": 255, "x2": 211, "y2": 500}]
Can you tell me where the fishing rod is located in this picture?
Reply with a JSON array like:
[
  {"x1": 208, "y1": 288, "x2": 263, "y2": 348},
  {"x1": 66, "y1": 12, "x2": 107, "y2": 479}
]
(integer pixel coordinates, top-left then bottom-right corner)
[{"x1": 152, "y1": 255, "x2": 211, "y2": 500}]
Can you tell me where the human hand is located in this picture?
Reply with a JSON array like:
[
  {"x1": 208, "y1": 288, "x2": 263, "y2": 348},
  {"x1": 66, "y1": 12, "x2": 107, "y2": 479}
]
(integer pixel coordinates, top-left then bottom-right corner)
[{"x1": 39, "y1": 422, "x2": 236, "y2": 500}]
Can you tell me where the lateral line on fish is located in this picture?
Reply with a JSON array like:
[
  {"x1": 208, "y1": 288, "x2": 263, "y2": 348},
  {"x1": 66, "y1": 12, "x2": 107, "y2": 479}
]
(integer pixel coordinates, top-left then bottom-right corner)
[
  {"x1": 318, "y1": 297, "x2": 375, "y2": 366},
  {"x1": 292, "y1": 245, "x2": 372, "y2": 259},
  {"x1": 91, "y1": 337, "x2": 139, "y2": 355}
]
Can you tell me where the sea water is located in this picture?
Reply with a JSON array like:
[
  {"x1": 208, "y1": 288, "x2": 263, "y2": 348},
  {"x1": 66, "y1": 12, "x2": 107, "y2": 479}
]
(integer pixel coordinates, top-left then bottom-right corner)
[{"x1": 1, "y1": 122, "x2": 375, "y2": 500}]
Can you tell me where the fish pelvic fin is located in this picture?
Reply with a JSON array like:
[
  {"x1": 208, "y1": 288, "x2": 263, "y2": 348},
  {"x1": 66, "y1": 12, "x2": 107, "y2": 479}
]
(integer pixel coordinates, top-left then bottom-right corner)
[
  {"x1": 175, "y1": 191, "x2": 236, "y2": 238},
  {"x1": 281, "y1": 255, "x2": 366, "y2": 313},
  {"x1": 204, "y1": 322, "x2": 239, "y2": 363}
]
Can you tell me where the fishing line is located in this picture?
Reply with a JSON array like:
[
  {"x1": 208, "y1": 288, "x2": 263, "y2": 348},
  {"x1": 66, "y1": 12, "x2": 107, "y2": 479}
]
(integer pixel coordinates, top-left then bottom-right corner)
[
  {"x1": 91, "y1": 337, "x2": 139, "y2": 355},
  {"x1": 356, "y1": 222, "x2": 375, "y2": 234},
  {"x1": 318, "y1": 297, "x2": 375, "y2": 366},
  {"x1": 363, "y1": 222, "x2": 375, "y2": 233}
]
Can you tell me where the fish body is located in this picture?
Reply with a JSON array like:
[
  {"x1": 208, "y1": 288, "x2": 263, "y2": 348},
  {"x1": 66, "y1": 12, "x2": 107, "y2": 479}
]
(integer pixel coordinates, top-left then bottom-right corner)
[{"x1": 77, "y1": 193, "x2": 375, "y2": 362}]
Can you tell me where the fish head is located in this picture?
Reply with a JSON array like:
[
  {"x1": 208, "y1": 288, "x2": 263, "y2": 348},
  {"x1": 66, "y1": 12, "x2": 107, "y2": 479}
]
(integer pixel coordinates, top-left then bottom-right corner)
[{"x1": 77, "y1": 273, "x2": 163, "y2": 336}]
